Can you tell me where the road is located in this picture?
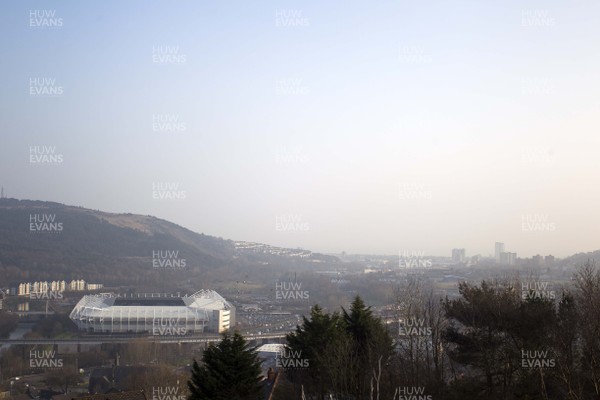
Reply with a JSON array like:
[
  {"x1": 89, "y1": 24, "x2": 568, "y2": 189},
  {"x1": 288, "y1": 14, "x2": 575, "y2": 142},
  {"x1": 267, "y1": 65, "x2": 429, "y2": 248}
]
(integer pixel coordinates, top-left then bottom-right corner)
[{"x1": 0, "y1": 332, "x2": 288, "y2": 345}]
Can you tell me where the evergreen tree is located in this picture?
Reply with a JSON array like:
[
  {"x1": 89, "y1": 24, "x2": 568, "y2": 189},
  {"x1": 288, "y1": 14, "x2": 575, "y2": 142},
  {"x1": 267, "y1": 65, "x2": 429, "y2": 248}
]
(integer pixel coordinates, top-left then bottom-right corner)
[
  {"x1": 443, "y1": 281, "x2": 519, "y2": 397},
  {"x1": 342, "y1": 295, "x2": 394, "y2": 399},
  {"x1": 284, "y1": 298, "x2": 393, "y2": 399},
  {"x1": 286, "y1": 305, "x2": 348, "y2": 398},
  {"x1": 188, "y1": 332, "x2": 264, "y2": 400}
]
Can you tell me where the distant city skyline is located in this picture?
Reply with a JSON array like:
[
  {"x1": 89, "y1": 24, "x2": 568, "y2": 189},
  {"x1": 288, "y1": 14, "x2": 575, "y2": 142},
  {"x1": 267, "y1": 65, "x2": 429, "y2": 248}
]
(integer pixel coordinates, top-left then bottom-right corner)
[
  {"x1": 0, "y1": 193, "x2": 579, "y2": 259},
  {"x1": 3, "y1": 1, "x2": 600, "y2": 258}
]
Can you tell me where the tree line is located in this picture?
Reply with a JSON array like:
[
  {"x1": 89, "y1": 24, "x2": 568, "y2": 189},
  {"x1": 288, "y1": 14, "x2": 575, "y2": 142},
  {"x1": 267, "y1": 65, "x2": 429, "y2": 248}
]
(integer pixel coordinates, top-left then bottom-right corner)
[{"x1": 188, "y1": 261, "x2": 600, "y2": 399}]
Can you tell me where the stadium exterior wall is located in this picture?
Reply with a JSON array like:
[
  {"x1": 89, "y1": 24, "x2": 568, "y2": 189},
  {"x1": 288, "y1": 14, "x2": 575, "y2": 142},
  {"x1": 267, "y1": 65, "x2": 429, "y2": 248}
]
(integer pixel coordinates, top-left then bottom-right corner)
[{"x1": 69, "y1": 290, "x2": 234, "y2": 334}]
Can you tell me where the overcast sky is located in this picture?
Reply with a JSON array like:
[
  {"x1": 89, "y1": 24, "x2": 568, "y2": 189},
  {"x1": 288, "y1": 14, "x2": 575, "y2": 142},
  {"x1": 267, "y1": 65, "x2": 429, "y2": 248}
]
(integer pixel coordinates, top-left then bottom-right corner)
[{"x1": 2, "y1": 0, "x2": 600, "y2": 258}]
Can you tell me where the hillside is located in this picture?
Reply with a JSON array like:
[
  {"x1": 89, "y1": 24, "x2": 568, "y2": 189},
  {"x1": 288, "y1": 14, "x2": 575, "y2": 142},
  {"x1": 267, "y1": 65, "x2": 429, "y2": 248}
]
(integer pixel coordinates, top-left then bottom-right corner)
[
  {"x1": 0, "y1": 198, "x2": 340, "y2": 291},
  {"x1": 0, "y1": 198, "x2": 236, "y2": 288},
  {"x1": 558, "y1": 250, "x2": 600, "y2": 270}
]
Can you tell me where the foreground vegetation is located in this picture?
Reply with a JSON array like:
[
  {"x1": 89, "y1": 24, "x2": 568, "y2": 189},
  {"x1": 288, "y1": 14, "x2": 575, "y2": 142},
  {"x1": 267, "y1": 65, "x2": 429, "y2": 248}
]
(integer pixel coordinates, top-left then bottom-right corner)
[
  {"x1": 3, "y1": 262, "x2": 600, "y2": 399},
  {"x1": 268, "y1": 261, "x2": 600, "y2": 399}
]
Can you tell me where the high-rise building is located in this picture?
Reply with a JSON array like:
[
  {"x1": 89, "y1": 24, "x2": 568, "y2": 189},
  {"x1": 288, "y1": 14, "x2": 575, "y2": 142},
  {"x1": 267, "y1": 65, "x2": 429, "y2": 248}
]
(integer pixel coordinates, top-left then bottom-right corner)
[
  {"x1": 500, "y1": 252, "x2": 517, "y2": 265},
  {"x1": 532, "y1": 255, "x2": 543, "y2": 266},
  {"x1": 452, "y1": 248, "x2": 466, "y2": 263},
  {"x1": 495, "y1": 242, "x2": 505, "y2": 262}
]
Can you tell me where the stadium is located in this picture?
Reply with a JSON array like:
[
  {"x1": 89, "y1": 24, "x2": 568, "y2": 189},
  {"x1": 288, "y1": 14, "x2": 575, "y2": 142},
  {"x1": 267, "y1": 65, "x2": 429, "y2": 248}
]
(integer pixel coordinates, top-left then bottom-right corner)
[{"x1": 69, "y1": 290, "x2": 234, "y2": 334}]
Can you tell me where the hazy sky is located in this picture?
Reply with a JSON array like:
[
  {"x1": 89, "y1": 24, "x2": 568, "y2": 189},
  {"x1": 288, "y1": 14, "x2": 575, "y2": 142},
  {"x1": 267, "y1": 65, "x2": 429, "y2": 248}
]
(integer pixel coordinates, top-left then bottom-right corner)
[{"x1": 2, "y1": 0, "x2": 600, "y2": 258}]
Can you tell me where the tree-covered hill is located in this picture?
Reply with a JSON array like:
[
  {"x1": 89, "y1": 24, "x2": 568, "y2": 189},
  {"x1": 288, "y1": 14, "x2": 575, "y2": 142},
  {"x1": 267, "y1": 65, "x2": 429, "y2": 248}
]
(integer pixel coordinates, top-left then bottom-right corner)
[
  {"x1": 0, "y1": 198, "x2": 234, "y2": 287},
  {"x1": 0, "y1": 198, "x2": 340, "y2": 292}
]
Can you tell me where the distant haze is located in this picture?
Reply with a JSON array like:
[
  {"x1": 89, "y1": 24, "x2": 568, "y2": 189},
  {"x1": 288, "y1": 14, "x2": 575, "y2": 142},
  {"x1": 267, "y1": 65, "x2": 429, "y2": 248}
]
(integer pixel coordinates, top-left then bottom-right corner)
[{"x1": 2, "y1": 1, "x2": 600, "y2": 258}]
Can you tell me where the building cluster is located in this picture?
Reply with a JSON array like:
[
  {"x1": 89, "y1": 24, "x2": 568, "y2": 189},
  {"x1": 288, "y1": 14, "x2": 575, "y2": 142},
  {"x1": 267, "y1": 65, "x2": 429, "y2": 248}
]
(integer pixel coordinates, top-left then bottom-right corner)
[
  {"x1": 234, "y1": 241, "x2": 313, "y2": 258},
  {"x1": 450, "y1": 243, "x2": 557, "y2": 268},
  {"x1": 451, "y1": 249, "x2": 483, "y2": 266},
  {"x1": 529, "y1": 254, "x2": 555, "y2": 267},
  {"x1": 495, "y1": 242, "x2": 517, "y2": 265},
  {"x1": 14, "y1": 279, "x2": 104, "y2": 296},
  {"x1": 451, "y1": 248, "x2": 466, "y2": 263}
]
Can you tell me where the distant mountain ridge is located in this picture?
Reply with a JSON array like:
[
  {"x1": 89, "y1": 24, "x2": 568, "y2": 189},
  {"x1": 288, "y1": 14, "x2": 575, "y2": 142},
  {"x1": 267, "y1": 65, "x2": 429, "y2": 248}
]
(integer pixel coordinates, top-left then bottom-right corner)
[
  {"x1": 558, "y1": 250, "x2": 600, "y2": 269},
  {"x1": 0, "y1": 198, "x2": 336, "y2": 288}
]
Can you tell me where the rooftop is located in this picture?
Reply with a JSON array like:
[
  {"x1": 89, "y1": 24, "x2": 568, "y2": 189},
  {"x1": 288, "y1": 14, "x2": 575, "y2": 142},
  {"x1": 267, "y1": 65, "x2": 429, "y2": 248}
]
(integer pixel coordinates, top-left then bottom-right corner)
[
  {"x1": 113, "y1": 298, "x2": 185, "y2": 307},
  {"x1": 257, "y1": 343, "x2": 286, "y2": 354}
]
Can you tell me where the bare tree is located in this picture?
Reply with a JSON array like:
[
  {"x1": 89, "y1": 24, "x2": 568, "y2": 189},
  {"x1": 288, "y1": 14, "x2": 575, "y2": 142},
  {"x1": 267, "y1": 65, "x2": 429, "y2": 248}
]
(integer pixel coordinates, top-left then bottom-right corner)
[{"x1": 573, "y1": 260, "x2": 600, "y2": 397}]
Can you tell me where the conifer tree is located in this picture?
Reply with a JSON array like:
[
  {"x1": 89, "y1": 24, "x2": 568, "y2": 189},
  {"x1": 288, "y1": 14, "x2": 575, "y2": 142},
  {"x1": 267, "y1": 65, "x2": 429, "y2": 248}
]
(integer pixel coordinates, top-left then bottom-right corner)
[
  {"x1": 188, "y1": 332, "x2": 264, "y2": 400},
  {"x1": 342, "y1": 295, "x2": 394, "y2": 399},
  {"x1": 286, "y1": 305, "x2": 347, "y2": 397}
]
